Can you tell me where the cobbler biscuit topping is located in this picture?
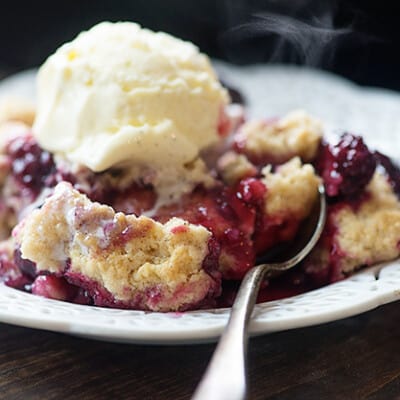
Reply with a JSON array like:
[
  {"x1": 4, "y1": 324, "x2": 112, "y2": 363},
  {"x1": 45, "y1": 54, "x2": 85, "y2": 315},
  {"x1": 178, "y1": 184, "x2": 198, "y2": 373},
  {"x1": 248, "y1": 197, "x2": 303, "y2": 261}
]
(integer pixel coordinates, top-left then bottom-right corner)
[
  {"x1": 235, "y1": 110, "x2": 323, "y2": 164},
  {"x1": 15, "y1": 182, "x2": 220, "y2": 311},
  {"x1": 305, "y1": 171, "x2": 400, "y2": 281},
  {"x1": 262, "y1": 157, "x2": 319, "y2": 218},
  {"x1": 334, "y1": 172, "x2": 400, "y2": 273},
  {"x1": 303, "y1": 138, "x2": 400, "y2": 284},
  {"x1": 217, "y1": 151, "x2": 257, "y2": 185}
]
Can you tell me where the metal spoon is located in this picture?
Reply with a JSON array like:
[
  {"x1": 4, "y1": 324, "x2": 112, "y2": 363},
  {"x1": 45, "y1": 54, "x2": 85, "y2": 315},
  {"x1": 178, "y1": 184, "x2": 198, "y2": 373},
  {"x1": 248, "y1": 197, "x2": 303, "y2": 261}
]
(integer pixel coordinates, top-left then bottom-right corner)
[{"x1": 192, "y1": 182, "x2": 326, "y2": 400}]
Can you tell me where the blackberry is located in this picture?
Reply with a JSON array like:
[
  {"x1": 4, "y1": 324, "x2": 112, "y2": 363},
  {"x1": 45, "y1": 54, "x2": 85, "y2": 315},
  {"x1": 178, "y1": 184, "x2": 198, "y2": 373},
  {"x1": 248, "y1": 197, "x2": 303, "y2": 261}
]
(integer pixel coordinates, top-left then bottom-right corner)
[
  {"x1": 318, "y1": 133, "x2": 376, "y2": 198},
  {"x1": 7, "y1": 135, "x2": 56, "y2": 195}
]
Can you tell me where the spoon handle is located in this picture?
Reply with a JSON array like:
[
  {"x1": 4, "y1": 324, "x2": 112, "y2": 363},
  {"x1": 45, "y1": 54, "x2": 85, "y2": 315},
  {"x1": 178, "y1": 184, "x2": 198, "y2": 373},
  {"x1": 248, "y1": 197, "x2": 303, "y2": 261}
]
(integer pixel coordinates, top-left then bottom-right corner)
[
  {"x1": 192, "y1": 183, "x2": 326, "y2": 400},
  {"x1": 192, "y1": 264, "x2": 268, "y2": 400}
]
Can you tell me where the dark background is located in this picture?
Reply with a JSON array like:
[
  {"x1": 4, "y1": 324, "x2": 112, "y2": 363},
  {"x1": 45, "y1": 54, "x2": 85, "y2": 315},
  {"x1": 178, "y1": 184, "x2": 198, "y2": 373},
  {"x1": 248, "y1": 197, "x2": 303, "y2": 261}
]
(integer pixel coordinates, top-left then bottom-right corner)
[{"x1": 0, "y1": 0, "x2": 399, "y2": 90}]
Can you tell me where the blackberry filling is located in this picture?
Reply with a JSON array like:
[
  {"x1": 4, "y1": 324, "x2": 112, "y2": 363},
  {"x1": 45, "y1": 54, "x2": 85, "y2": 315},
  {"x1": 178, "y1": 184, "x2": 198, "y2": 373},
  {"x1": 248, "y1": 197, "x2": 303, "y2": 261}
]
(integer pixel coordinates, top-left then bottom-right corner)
[
  {"x1": 6, "y1": 135, "x2": 56, "y2": 196},
  {"x1": 317, "y1": 133, "x2": 376, "y2": 199}
]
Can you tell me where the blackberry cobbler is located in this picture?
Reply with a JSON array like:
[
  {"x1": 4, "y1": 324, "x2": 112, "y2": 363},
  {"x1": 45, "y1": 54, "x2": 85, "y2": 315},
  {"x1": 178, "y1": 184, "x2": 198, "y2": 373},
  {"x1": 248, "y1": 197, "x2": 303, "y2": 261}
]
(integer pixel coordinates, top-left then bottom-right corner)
[
  {"x1": 0, "y1": 109, "x2": 399, "y2": 312},
  {"x1": 0, "y1": 22, "x2": 399, "y2": 312}
]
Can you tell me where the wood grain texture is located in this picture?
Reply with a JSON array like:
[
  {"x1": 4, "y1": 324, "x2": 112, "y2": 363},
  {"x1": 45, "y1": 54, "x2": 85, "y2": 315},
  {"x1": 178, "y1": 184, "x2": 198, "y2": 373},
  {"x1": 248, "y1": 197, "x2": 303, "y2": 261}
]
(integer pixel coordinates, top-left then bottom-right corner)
[{"x1": 1, "y1": 302, "x2": 400, "y2": 400}]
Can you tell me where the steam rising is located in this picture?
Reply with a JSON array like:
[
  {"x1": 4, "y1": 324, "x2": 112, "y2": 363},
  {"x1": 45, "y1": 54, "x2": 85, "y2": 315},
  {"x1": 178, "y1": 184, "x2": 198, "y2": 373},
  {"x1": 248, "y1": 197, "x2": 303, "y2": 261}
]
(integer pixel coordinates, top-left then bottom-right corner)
[{"x1": 221, "y1": 1, "x2": 359, "y2": 67}]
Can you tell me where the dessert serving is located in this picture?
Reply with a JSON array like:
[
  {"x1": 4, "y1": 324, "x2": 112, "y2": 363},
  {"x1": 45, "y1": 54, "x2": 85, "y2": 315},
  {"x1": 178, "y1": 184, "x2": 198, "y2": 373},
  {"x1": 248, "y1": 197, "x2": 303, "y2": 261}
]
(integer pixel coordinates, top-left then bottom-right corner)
[{"x1": 0, "y1": 22, "x2": 400, "y2": 312}]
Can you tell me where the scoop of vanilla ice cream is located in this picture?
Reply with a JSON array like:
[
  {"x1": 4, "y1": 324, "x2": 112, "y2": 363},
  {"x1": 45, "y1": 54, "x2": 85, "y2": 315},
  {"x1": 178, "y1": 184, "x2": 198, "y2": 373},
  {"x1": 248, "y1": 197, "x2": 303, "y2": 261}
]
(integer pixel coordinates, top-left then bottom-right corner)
[{"x1": 33, "y1": 22, "x2": 229, "y2": 172}]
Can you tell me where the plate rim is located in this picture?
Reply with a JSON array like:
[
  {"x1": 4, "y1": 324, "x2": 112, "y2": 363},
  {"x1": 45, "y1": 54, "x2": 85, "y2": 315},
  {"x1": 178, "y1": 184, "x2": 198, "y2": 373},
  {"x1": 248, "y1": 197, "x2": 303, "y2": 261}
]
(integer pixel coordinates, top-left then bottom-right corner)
[{"x1": 1, "y1": 64, "x2": 400, "y2": 344}]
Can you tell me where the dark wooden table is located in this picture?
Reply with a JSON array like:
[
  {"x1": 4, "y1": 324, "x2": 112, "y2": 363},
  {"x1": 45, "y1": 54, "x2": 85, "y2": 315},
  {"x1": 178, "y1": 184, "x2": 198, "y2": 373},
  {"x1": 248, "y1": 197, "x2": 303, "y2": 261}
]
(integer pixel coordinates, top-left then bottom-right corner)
[{"x1": 1, "y1": 301, "x2": 400, "y2": 400}]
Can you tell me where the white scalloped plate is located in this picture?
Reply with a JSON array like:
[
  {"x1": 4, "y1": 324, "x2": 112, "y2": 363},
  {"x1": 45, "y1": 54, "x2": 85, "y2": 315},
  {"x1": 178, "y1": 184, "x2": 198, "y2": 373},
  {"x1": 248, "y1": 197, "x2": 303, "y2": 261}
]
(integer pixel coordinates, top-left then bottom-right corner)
[{"x1": 0, "y1": 63, "x2": 400, "y2": 344}]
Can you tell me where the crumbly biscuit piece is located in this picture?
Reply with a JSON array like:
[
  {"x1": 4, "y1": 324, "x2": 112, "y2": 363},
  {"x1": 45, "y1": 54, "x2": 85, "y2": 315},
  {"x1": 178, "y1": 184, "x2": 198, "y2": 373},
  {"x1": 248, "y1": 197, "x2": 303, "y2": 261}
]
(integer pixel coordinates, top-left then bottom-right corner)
[
  {"x1": 334, "y1": 172, "x2": 400, "y2": 274},
  {"x1": 15, "y1": 182, "x2": 219, "y2": 311},
  {"x1": 238, "y1": 110, "x2": 322, "y2": 162},
  {"x1": 217, "y1": 151, "x2": 256, "y2": 185},
  {"x1": 262, "y1": 157, "x2": 320, "y2": 219},
  {"x1": 0, "y1": 97, "x2": 35, "y2": 126}
]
